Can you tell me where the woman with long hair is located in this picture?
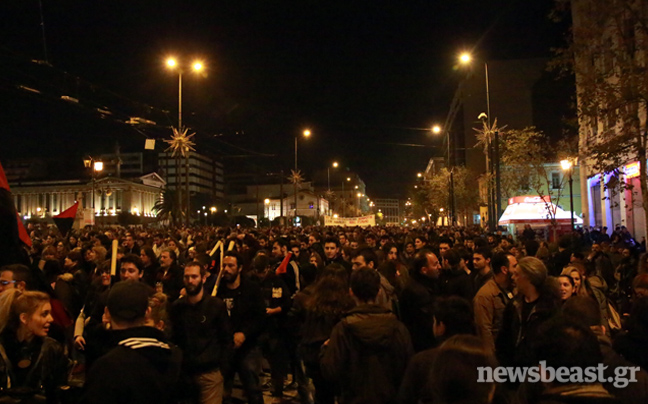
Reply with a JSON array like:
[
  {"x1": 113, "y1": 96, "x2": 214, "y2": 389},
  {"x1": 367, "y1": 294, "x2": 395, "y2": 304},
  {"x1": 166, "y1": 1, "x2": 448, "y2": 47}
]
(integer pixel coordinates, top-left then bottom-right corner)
[
  {"x1": 298, "y1": 265, "x2": 355, "y2": 404},
  {"x1": 0, "y1": 289, "x2": 68, "y2": 401},
  {"x1": 557, "y1": 275, "x2": 575, "y2": 302},
  {"x1": 562, "y1": 264, "x2": 609, "y2": 326}
]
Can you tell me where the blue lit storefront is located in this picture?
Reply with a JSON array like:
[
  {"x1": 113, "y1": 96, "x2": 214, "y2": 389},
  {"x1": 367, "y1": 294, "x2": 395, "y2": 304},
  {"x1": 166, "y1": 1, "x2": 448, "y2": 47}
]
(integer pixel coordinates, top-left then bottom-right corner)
[{"x1": 585, "y1": 161, "x2": 646, "y2": 241}]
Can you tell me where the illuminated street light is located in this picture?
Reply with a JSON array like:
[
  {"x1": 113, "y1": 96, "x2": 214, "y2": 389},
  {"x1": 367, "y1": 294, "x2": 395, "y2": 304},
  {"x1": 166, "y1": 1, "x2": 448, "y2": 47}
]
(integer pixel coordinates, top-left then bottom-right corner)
[
  {"x1": 264, "y1": 198, "x2": 270, "y2": 204},
  {"x1": 333, "y1": 161, "x2": 338, "y2": 168},
  {"x1": 84, "y1": 156, "x2": 103, "y2": 215},
  {"x1": 561, "y1": 158, "x2": 576, "y2": 231},
  {"x1": 560, "y1": 159, "x2": 573, "y2": 170},
  {"x1": 417, "y1": 172, "x2": 422, "y2": 178},
  {"x1": 294, "y1": 129, "x2": 311, "y2": 223},
  {"x1": 165, "y1": 56, "x2": 206, "y2": 226},
  {"x1": 210, "y1": 206, "x2": 217, "y2": 213},
  {"x1": 458, "y1": 50, "x2": 500, "y2": 230},
  {"x1": 432, "y1": 125, "x2": 441, "y2": 134}
]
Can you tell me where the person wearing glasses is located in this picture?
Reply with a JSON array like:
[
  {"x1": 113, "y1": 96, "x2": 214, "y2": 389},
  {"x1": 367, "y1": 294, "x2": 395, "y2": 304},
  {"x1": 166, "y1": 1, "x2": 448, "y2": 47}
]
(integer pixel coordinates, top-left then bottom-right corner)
[{"x1": 0, "y1": 264, "x2": 30, "y2": 295}]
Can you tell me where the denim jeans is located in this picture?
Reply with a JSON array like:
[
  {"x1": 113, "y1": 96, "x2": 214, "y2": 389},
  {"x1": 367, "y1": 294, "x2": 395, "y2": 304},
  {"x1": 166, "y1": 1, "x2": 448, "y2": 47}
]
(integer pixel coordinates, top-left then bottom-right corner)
[{"x1": 224, "y1": 345, "x2": 264, "y2": 404}]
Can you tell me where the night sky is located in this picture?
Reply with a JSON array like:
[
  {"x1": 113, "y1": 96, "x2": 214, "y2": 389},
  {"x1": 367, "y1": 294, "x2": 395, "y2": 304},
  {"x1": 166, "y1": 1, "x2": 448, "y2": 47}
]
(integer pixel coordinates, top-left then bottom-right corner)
[{"x1": 0, "y1": 0, "x2": 567, "y2": 198}]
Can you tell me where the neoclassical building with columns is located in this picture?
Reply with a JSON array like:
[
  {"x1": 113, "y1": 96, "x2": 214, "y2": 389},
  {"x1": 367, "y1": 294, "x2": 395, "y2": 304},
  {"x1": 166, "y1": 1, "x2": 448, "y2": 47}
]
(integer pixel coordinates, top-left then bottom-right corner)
[{"x1": 10, "y1": 173, "x2": 165, "y2": 224}]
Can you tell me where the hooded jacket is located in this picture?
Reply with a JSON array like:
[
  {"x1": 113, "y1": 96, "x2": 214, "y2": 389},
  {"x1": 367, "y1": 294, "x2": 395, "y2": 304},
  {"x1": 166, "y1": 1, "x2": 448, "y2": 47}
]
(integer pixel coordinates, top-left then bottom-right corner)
[{"x1": 321, "y1": 304, "x2": 413, "y2": 404}]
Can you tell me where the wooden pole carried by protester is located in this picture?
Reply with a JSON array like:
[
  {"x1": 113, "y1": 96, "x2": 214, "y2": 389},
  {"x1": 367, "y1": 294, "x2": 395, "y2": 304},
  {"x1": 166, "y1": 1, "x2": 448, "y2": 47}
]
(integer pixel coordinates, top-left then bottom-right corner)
[
  {"x1": 110, "y1": 239, "x2": 118, "y2": 276},
  {"x1": 210, "y1": 240, "x2": 224, "y2": 296}
]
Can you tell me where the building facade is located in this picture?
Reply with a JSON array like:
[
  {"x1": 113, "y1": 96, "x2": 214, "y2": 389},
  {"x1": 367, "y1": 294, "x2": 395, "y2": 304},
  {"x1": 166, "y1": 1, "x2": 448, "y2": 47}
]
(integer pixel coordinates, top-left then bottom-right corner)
[
  {"x1": 572, "y1": 0, "x2": 648, "y2": 240},
  {"x1": 373, "y1": 198, "x2": 401, "y2": 225},
  {"x1": 10, "y1": 173, "x2": 165, "y2": 224},
  {"x1": 228, "y1": 182, "x2": 329, "y2": 223}
]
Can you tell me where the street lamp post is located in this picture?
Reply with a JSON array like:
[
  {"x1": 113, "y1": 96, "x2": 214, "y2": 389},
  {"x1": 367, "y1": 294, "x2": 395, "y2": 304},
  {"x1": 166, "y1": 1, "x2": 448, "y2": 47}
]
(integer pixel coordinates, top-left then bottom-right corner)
[
  {"x1": 431, "y1": 124, "x2": 456, "y2": 226},
  {"x1": 561, "y1": 159, "x2": 575, "y2": 231},
  {"x1": 83, "y1": 157, "x2": 103, "y2": 217},
  {"x1": 165, "y1": 57, "x2": 204, "y2": 225},
  {"x1": 460, "y1": 53, "x2": 500, "y2": 231},
  {"x1": 342, "y1": 177, "x2": 351, "y2": 217},
  {"x1": 328, "y1": 161, "x2": 339, "y2": 215},
  {"x1": 264, "y1": 198, "x2": 270, "y2": 223},
  {"x1": 293, "y1": 129, "x2": 310, "y2": 224}
]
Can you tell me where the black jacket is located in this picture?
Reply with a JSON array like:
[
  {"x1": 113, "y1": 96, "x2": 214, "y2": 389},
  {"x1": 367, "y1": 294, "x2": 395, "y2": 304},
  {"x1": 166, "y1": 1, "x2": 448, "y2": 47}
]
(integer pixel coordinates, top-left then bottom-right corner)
[
  {"x1": 158, "y1": 263, "x2": 184, "y2": 302},
  {"x1": 142, "y1": 262, "x2": 160, "y2": 288},
  {"x1": 84, "y1": 326, "x2": 182, "y2": 404},
  {"x1": 496, "y1": 292, "x2": 559, "y2": 367},
  {"x1": 170, "y1": 294, "x2": 233, "y2": 374},
  {"x1": 613, "y1": 325, "x2": 648, "y2": 371},
  {"x1": 255, "y1": 273, "x2": 292, "y2": 334},
  {"x1": 321, "y1": 304, "x2": 413, "y2": 404},
  {"x1": 0, "y1": 331, "x2": 68, "y2": 404},
  {"x1": 399, "y1": 272, "x2": 439, "y2": 352},
  {"x1": 217, "y1": 275, "x2": 266, "y2": 350},
  {"x1": 439, "y1": 267, "x2": 472, "y2": 300}
]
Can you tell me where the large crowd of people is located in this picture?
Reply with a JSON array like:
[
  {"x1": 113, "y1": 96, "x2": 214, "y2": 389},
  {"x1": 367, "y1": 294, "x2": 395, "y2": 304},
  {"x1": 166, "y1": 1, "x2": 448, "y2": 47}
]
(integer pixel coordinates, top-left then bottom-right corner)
[{"x1": 1, "y1": 222, "x2": 648, "y2": 404}]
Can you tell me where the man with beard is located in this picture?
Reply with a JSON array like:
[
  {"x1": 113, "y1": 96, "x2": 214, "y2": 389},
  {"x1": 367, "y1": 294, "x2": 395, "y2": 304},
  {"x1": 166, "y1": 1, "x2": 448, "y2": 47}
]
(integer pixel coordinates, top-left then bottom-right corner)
[
  {"x1": 473, "y1": 252, "x2": 516, "y2": 352},
  {"x1": 170, "y1": 261, "x2": 233, "y2": 404},
  {"x1": 217, "y1": 252, "x2": 266, "y2": 404}
]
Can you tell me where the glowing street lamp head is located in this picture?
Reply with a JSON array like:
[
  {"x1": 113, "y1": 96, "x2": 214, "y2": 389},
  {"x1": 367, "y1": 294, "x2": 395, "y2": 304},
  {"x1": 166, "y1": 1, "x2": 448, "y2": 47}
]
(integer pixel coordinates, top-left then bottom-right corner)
[
  {"x1": 560, "y1": 159, "x2": 573, "y2": 170},
  {"x1": 303, "y1": 129, "x2": 311, "y2": 137},
  {"x1": 459, "y1": 52, "x2": 472, "y2": 64},
  {"x1": 264, "y1": 198, "x2": 270, "y2": 205},
  {"x1": 192, "y1": 61, "x2": 203, "y2": 71},
  {"x1": 333, "y1": 161, "x2": 338, "y2": 168},
  {"x1": 432, "y1": 125, "x2": 441, "y2": 134},
  {"x1": 166, "y1": 58, "x2": 177, "y2": 68},
  {"x1": 417, "y1": 172, "x2": 422, "y2": 178},
  {"x1": 94, "y1": 161, "x2": 104, "y2": 172}
]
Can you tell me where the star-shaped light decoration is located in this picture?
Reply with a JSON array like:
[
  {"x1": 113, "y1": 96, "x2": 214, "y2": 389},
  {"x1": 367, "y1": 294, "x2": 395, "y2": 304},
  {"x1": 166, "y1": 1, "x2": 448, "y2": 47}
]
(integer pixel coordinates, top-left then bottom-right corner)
[
  {"x1": 473, "y1": 118, "x2": 506, "y2": 155},
  {"x1": 288, "y1": 169, "x2": 304, "y2": 188},
  {"x1": 164, "y1": 127, "x2": 196, "y2": 157},
  {"x1": 325, "y1": 189, "x2": 335, "y2": 200}
]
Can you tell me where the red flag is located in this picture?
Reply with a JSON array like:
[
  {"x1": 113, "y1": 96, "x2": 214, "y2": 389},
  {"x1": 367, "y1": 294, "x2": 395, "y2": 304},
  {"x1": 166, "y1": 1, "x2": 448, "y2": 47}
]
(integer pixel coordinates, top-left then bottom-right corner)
[
  {"x1": 0, "y1": 161, "x2": 30, "y2": 265},
  {"x1": 54, "y1": 202, "x2": 79, "y2": 237},
  {"x1": 0, "y1": 162, "x2": 8, "y2": 190},
  {"x1": 275, "y1": 252, "x2": 293, "y2": 275},
  {"x1": 55, "y1": 202, "x2": 79, "y2": 219}
]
